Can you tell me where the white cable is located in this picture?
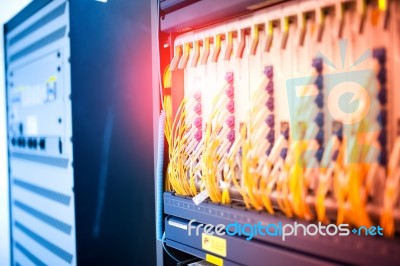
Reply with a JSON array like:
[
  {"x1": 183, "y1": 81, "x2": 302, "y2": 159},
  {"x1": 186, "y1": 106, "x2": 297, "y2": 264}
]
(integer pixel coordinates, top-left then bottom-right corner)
[{"x1": 157, "y1": 0, "x2": 165, "y2": 109}]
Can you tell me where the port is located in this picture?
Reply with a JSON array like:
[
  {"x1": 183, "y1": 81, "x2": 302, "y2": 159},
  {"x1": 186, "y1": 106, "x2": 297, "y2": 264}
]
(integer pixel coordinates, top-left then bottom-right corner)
[
  {"x1": 39, "y1": 138, "x2": 46, "y2": 150},
  {"x1": 58, "y1": 138, "x2": 63, "y2": 154},
  {"x1": 32, "y1": 138, "x2": 37, "y2": 149},
  {"x1": 18, "y1": 123, "x2": 23, "y2": 134},
  {"x1": 27, "y1": 138, "x2": 33, "y2": 148},
  {"x1": 27, "y1": 138, "x2": 37, "y2": 149},
  {"x1": 18, "y1": 137, "x2": 25, "y2": 148}
]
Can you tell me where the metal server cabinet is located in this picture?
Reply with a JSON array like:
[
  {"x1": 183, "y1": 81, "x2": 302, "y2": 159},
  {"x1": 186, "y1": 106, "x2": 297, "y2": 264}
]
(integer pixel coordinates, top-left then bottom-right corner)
[
  {"x1": 4, "y1": 1, "x2": 156, "y2": 265},
  {"x1": 154, "y1": 0, "x2": 400, "y2": 265}
]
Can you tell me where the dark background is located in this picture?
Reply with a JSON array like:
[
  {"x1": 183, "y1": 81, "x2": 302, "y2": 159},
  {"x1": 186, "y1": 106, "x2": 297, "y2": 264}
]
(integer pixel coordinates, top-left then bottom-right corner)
[{"x1": 70, "y1": 0, "x2": 156, "y2": 265}]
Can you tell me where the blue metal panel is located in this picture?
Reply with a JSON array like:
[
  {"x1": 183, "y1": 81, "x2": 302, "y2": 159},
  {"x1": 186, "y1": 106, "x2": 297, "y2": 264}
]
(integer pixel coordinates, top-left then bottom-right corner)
[{"x1": 164, "y1": 192, "x2": 400, "y2": 266}]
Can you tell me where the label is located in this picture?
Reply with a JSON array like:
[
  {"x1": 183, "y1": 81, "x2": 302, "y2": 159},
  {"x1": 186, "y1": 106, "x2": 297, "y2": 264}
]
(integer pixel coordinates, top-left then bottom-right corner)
[
  {"x1": 26, "y1": 115, "x2": 38, "y2": 135},
  {"x1": 168, "y1": 220, "x2": 187, "y2": 230},
  {"x1": 206, "y1": 254, "x2": 224, "y2": 266},
  {"x1": 193, "y1": 190, "x2": 209, "y2": 205},
  {"x1": 201, "y1": 233, "x2": 226, "y2": 257}
]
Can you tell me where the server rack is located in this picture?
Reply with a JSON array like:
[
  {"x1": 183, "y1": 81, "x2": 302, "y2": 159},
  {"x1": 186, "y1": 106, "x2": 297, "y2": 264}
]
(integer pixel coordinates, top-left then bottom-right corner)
[
  {"x1": 4, "y1": 0, "x2": 156, "y2": 265},
  {"x1": 154, "y1": 0, "x2": 400, "y2": 265}
]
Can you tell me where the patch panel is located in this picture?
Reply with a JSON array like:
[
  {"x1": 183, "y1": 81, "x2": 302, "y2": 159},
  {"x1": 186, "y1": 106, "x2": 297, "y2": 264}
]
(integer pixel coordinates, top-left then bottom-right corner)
[
  {"x1": 158, "y1": 0, "x2": 400, "y2": 265},
  {"x1": 166, "y1": 0, "x2": 400, "y2": 216}
]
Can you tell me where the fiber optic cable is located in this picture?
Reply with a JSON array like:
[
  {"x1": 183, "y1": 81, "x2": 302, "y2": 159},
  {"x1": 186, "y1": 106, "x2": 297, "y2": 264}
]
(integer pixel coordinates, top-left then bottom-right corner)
[
  {"x1": 381, "y1": 137, "x2": 400, "y2": 236},
  {"x1": 336, "y1": 124, "x2": 372, "y2": 227},
  {"x1": 276, "y1": 145, "x2": 294, "y2": 218},
  {"x1": 339, "y1": 50, "x2": 387, "y2": 228},
  {"x1": 200, "y1": 88, "x2": 228, "y2": 202},
  {"x1": 156, "y1": 111, "x2": 166, "y2": 240},
  {"x1": 201, "y1": 123, "x2": 222, "y2": 202},
  {"x1": 286, "y1": 59, "x2": 324, "y2": 220},
  {"x1": 241, "y1": 124, "x2": 264, "y2": 210},
  {"x1": 333, "y1": 139, "x2": 347, "y2": 225},
  {"x1": 242, "y1": 67, "x2": 275, "y2": 209},
  {"x1": 201, "y1": 72, "x2": 237, "y2": 203},
  {"x1": 288, "y1": 140, "x2": 313, "y2": 220},
  {"x1": 283, "y1": 102, "x2": 311, "y2": 219},
  {"x1": 162, "y1": 232, "x2": 181, "y2": 263},
  {"x1": 163, "y1": 96, "x2": 173, "y2": 192},
  {"x1": 264, "y1": 146, "x2": 289, "y2": 214},
  {"x1": 315, "y1": 127, "x2": 343, "y2": 223},
  {"x1": 167, "y1": 98, "x2": 195, "y2": 196},
  {"x1": 221, "y1": 130, "x2": 243, "y2": 205},
  {"x1": 227, "y1": 126, "x2": 250, "y2": 207},
  {"x1": 183, "y1": 89, "x2": 203, "y2": 194},
  {"x1": 259, "y1": 130, "x2": 289, "y2": 213}
]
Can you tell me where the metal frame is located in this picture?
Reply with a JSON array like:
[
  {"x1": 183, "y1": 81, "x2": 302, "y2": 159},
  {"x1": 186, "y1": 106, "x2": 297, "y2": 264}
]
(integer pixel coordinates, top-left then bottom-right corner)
[
  {"x1": 5, "y1": 0, "x2": 157, "y2": 265},
  {"x1": 164, "y1": 192, "x2": 400, "y2": 265}
]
